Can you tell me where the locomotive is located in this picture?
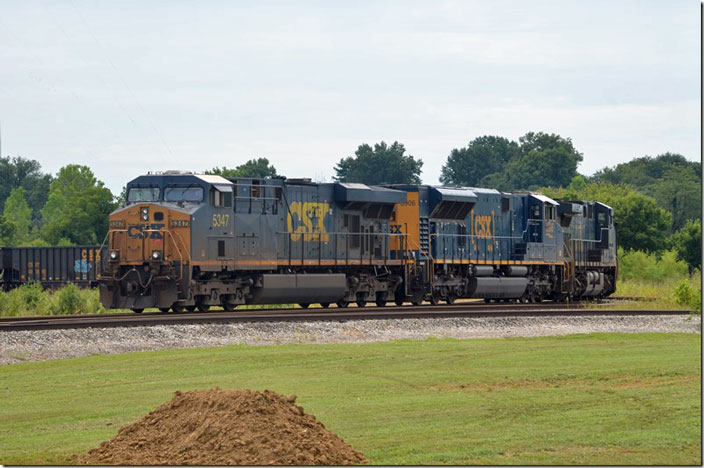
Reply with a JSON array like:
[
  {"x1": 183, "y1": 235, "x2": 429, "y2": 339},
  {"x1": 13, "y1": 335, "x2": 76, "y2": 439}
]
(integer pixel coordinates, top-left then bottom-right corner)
[{"x1": 98, "y1": 171, "x2": 617, "y2": 312}]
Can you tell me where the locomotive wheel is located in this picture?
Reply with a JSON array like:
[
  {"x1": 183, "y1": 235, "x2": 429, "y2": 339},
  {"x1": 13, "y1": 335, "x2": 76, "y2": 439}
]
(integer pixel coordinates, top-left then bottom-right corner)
[
  {"x1": 221, "y1": 298, "x2": 236, "y2": 312},
  {"x1": 375, "y1": 292, "x2": 387, "y2": 307},
  {"x1": 158, "y1": 307, "x2": 170, "y2": 313},
  {"x1": 395, "y1": 297, "x2": 404, "y2": 306},
  {"x1": 185, "y1": 305, "x2": 196, "y2": 312},
  {"x1": 131, "y1": 308, "x2": 144, "y2": 314},
  {"x1": 299, "y1": 303, "x2": 310, "y2": 309},
  {"x1": 171, "y1": 304, "x2": 185, "y2": 313},
  {"x1": 429, "y1": 294, "x2": 440, "y2": 306},
  {"x1": 336, "y1": 300, "x2": 349, "y2": 308},
  {"x1": 356, "y1": 299, "x2": 367, "y2": 308},
  {"x1": 445, "y1": 295, "x2": 456, "y2": 305},
  {"x1": 411, "y1": 299, "x2": 422, "y2": 306},
  {"x1": 197, "y1": 304, "x2": 210, "y2": 312},
  {"x1": 320, "y1": 303, "x2": 330, "y2": 308}
]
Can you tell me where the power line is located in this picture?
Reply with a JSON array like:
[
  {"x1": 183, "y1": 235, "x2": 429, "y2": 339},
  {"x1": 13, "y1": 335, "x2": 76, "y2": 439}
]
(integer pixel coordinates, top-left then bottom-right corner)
[{"x1": 67, "y1": 0, "x2": 175, "y2": 158}]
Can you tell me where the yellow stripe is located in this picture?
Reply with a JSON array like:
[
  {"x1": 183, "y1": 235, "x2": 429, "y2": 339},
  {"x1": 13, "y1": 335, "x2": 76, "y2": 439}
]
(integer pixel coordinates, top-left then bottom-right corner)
[
  {"x1": 192, "y1": 259, "x2": 404, "y2": 267},
  {"x1": 434, "y1": 259, "x2": 563, "y2": 266}
]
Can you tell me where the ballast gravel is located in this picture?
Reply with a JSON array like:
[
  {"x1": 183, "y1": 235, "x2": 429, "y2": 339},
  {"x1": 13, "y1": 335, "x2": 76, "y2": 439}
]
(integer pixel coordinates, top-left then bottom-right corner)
[{"x1": 0, "y1": 314, "x2": 700, "y2": 365}]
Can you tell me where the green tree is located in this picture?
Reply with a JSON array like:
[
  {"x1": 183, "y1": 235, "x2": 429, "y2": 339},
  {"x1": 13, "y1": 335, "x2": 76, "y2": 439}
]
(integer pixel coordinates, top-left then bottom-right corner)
[
  {"x1": 116, "y1": 186, "x2": 127, "y2": 207},
  {"x1": 40, "y1": 165, "x2": 116, "y2": 245},
  {"x1": 208, "y1": 158, "x2": 279, "y2": 179},
  {"x1": 592, "y1": 152, "x2": 699, "y2": 186},
  {"x1": 648, "y1": 166, "x2": 701, "y2": 232},
  {"x1": 502, "y1": 132, "x2": 583, "y2": 190},
  {"x1": 612, "y1": 191, "x2": 672, "y2": 254},
  {"x1": 3, "y1": 187, "x2": 32, "y2": 245},
  {"x1": 0, "y1": 215, "x2": 16, "y2": 247},
  {"x1": 439, "y1": 136, "x2": 519, "y2": 186},
  {"x1": 334, "y1": 141, "x2": 423, "y2": 184},
  {"x1": 0, "y1": 156, "x2": 53, "y2": 226},
  {"x1": 670, "y1": 219, "x2": 702, "y2": 274},
  {"x1": 440, "y1": 132, "x2": 583, "y2": 191},
  {"x1": 591, "y1": 153, "x2": 701, "y2": 231}
]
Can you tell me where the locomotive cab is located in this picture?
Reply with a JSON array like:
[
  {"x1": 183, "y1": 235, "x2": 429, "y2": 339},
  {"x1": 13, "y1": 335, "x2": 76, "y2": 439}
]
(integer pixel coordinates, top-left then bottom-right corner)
[{"x1": 99, "y1": 172, "x2": 232, "y2": 312}]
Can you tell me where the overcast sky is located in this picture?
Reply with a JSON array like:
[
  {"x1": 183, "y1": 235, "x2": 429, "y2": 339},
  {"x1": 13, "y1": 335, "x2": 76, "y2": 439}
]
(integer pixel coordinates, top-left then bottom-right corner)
[{"x1": 0, "y1": 0, "x2": 699, "y2": 194}]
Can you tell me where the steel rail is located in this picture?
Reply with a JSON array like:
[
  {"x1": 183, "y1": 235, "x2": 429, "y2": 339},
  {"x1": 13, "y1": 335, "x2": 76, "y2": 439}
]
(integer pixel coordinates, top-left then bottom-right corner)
[
  {"x1": 0, "y1": 304, "x2": 689, "y2": 332},
  {"x1": 0, "y1": 297, "x2": 651, "y2": 325},
  {"x1": 0, "y1": 300, "x2": 579, "y2": 323}
]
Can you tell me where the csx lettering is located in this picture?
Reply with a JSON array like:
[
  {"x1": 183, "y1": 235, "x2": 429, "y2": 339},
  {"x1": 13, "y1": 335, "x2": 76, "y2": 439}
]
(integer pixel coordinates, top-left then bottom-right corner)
[
  {"x1": 127, "y1": 223, "x2": 164, "y2": 239},
  {"x1": 474, "y1": 215, "x2": 493, "y2": 238},
  {"x1": 287, "y1": 202, "x2": 330, "y2": 242}
]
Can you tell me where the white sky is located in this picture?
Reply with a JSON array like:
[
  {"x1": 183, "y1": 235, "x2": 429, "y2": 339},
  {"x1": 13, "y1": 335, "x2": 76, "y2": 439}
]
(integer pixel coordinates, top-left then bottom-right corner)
[{"x1": 0, "y1": 0, "x2": 699, "y2": 194}]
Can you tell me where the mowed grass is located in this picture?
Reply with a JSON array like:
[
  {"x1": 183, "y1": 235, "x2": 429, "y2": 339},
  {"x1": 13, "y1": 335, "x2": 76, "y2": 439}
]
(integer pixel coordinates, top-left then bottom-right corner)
[{"x1": 0, "y1": 333, "x2": 700, "y2": 465}]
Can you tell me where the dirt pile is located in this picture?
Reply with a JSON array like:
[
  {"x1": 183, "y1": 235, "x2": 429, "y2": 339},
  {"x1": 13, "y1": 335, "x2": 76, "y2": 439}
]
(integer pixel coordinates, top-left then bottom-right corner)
[{"x1": 78, "y1": 388, "x2": 366, "y2": 465}]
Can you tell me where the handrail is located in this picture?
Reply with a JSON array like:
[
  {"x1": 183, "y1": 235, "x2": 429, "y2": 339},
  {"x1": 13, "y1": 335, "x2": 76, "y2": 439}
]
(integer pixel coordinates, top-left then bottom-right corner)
[
  {"x1": 102, "y1": 227, "x2": 190, "y2": 281},
  {"x1": 276, "y1": 231, "x2": 408, "y2": 266},
  {"x1": 141, "y1": 229, "x2": 187, "y2": 281}
]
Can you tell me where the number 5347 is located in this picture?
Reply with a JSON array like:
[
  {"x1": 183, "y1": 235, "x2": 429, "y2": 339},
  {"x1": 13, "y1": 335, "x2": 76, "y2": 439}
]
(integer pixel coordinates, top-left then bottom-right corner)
[{"x1": 212, "y1": 214, "x2": 230, "y2": 227}]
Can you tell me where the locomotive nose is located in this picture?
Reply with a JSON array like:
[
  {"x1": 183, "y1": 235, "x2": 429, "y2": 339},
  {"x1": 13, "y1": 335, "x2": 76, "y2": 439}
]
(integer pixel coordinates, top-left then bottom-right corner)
[{"x1": 100, "y1": 203, "x2": 191, "y2": 311}]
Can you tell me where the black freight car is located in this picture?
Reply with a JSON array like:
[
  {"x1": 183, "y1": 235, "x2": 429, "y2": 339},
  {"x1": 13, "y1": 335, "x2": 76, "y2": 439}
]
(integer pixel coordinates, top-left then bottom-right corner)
[{"x1": 1, "y1": 245, "x2": 105, "y2": 291}]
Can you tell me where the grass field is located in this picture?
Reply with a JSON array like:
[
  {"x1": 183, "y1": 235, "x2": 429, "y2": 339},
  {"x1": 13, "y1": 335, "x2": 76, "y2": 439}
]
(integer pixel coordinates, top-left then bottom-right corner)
[
  {"x1": 606, "y1": 273, "x2": 702, "y2": 313},
  {"x1": 0, "y1": 333, "x2": 700, "y2": 465}
]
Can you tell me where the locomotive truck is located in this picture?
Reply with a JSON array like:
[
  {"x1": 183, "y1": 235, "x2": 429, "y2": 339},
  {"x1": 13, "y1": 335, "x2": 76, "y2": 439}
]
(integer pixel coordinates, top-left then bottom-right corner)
[{"x1": 98, "y1": 171, "x2": 617, "y2": 312}]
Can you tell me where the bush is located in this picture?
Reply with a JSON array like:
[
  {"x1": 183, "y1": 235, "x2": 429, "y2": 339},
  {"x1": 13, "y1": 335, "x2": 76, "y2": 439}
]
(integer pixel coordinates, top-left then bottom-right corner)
[
  {"x1": 0, "y1": 291, "x2": 10, "y2": 316},
  {"x1": 51, "y1": 283, "x2": 88, "y2": 315},
  {"x1": 0, "y1": 283, "x2": 52, "y2": 316},
  {"x1": 674, "y1": 280, "x2": 702, "y2": 314},
  {"x1": 20, "y1": 282, "x2": 44, "y2": 309},
  {"x1": 618, "y1": 248, "x2": 688, "y2": 282},
  {"x1": 0, "y1": 285, "x2": 112, "y2": 317}
]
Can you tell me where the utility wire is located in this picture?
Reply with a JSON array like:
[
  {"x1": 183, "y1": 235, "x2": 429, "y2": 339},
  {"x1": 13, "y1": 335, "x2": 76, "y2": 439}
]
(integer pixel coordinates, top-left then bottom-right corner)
[{"x1": 68, "y1": 0, "x2": 175, "y2": 158}]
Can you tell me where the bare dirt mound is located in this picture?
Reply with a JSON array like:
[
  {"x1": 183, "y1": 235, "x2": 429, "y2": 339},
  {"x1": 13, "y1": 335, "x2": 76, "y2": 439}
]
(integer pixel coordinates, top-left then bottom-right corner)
[{"x1": 78, "y1": 388, "x2": 367, "y2": 465}]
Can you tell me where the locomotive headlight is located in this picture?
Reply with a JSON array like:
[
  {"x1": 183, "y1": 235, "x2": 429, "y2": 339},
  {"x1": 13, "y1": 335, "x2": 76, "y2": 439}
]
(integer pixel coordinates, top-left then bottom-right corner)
[
  {"x1": 109, "y1": 250, "x2": 119, "y2": 261},
  {"x1": 141, "y1": 207, "x2": 149, "y2": 221},
  {"x1": 151, "y1": 250, "x2": 162, "y2": 261}
]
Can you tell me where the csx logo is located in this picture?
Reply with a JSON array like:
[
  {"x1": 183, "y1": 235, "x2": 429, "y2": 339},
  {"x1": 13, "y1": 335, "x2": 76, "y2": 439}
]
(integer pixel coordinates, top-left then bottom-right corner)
[
  {"x1": 128, "y1": 223, "x2": 164, "y2": 239},
  {"x1": 287, "y1": 202, "x2": 330, "y2": 242},
  {"x1": 474, "y1": 214, "x2": 493, "y2": 239},
  {"x1": 390, "y1": 225, "x2": 403, "y2": 234},
  {"x1": 545, "y1": 220, "x2": 554, "y2": 238},
  {"x1": 473, "y1": 212, "x2": 494, "y2": 252}
]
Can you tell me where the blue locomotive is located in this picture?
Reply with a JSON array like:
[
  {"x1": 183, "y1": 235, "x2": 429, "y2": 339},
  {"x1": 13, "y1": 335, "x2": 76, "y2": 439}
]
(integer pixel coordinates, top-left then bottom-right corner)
[{"x1": 98, "y1": 172, "x2": 617, "y2": 312}]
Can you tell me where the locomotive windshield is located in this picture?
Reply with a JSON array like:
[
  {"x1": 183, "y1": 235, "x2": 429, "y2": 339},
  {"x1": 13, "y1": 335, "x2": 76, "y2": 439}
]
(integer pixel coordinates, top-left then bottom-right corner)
[
  {"x1": 127, "y1": 187, "x2": 160, "y2": 202},
  {"x1": 164, "y1": 186, "x2": 204, "y2": 203}
]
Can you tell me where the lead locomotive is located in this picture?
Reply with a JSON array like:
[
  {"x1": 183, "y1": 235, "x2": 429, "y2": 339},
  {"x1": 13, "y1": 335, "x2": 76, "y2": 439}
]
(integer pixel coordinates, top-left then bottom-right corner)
[{"x1": 99, "y1": 171, "x2": 617, "y2": 312}]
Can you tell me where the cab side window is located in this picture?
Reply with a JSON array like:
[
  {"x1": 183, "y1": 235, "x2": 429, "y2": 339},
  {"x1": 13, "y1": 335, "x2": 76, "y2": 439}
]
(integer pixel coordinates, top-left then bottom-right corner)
[
  {"x1": 210, "y1": 189, "x2": 232, "y2": 208},
  {"x1": 598, "y1": 212, "x2": 606, "y2": 227},
  {"x1": 545, "y1": 205, "x2": 556, "y2": 220}
]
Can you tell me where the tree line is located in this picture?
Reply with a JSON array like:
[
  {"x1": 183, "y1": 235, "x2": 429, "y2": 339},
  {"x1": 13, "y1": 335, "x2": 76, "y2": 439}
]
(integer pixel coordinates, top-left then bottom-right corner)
[{"x1": 0, "y1": 132, "x2": 700, "y2": 272}]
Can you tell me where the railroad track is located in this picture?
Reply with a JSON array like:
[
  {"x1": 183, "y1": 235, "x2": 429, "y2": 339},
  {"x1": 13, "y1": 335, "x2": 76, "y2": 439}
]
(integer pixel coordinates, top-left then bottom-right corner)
[{"x1": 0, "y1": 302, "x2": 688, "y2": 331}]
